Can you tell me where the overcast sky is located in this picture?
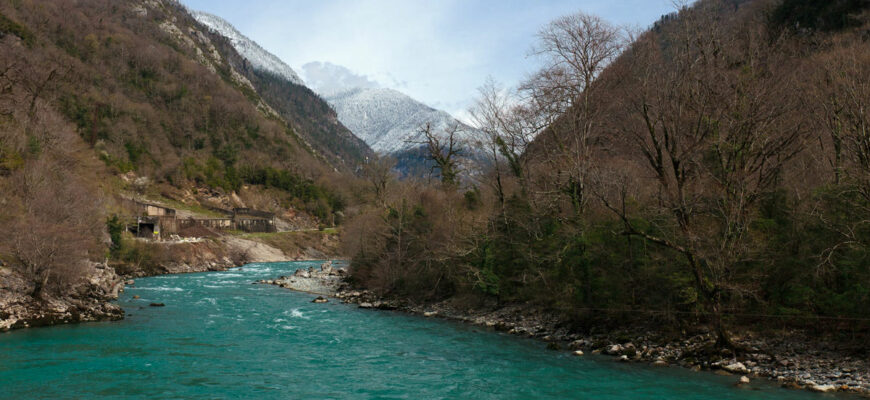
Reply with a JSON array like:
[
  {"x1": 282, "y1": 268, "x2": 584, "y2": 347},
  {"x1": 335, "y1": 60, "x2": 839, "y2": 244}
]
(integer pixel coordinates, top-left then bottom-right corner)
[{"x1": 180, "y1": 0, "x2": 677, "y2": 121}]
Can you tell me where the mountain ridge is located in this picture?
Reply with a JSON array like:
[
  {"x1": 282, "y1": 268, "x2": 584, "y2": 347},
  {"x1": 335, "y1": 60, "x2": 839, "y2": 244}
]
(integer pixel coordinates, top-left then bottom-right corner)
[
  {"x1": 191, "y1": 11, "x2": 373, "y2": 170},
  {"x1": 190, "y1": 10, "x2": 304, "y2": 86}
]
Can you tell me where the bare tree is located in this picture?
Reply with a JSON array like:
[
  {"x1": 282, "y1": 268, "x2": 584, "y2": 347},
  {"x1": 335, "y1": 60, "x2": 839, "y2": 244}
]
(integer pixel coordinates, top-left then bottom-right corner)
[
  {"x1": 468, "y1": 78, "x2": 533, "y2": 205},
  {"x1": 413, "y1": 122, "x2": 464, "y2": 186},
  {"x1": 522, "y1": 11, "x2": 626, "y2": 214},
  {"x1": 816, "y1": 38, "x2": 870, "y2": 192},
  {"x1": 0, "y1": 39, "x2": 105, "y2": 297},
  {"x1": 362, "y1": 155, "x2": 397, "y2": 208},
  {"x1": 603, "y1": 4, "x2": 805, "y2": 347}
]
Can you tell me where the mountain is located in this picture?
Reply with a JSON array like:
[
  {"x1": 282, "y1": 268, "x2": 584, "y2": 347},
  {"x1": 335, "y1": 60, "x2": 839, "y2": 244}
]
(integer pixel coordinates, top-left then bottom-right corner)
[
  {"x1": 190, "y1": 11, "x2": 304, "y2": 86},
  {"x1": 191, "y1": 12, "x2": 373, "y2": 170},
  {"x1": 0, "y1": 0, "x2": 358, "y2": 329},
  {"x1": 301, "y1": 62, "x2": 476, "y2": 172},
  {"x1": 325, "y1": 87, "x2": 466, "y2": 154}
]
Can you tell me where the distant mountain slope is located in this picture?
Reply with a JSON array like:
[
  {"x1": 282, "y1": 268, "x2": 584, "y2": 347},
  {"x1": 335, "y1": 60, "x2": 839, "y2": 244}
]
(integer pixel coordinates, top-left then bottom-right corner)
[
  {"x1": 301, "y1": 62, "x2": 477, "y2": 178},
  {"x1": 326, "y1": 87, "x2": 466, "y2": 154},
  {"x1": 192, "y1": 12, "x2": 372, "y2": 170},
  {"x1": 190, "y1": 11, "x2": 304, "y2": 86}
]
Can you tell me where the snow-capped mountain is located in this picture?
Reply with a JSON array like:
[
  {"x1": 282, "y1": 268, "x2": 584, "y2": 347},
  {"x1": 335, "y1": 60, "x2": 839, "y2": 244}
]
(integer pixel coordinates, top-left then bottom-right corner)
[
  {"x1": 301, "y1": 62, "x2": 474, "y2": 155},
  {"x1": 191, "y1": 11, "x2": 304, "y2": 86},
  {"x1": 190, "y1": 11, "x2": 372, "y2": 170},
  {"x1": 326, "y1": 87, "x2": 468, "y2": 154}
]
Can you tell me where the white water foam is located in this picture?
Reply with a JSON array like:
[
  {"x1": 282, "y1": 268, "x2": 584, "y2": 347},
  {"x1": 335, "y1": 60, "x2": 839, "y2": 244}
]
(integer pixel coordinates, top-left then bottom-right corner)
[
  {"x1": 283, "y1": 308, "x2": 309, "y2": 319},
  {"x1": 216, "y1": 273, "x2": 244, "y2": 278},
  {"x1": 132, "y1": 287, "x2": 185, "y2": 292},
  {"x1": 197, "y1": 298, "x2": 217, "y2": 305}
]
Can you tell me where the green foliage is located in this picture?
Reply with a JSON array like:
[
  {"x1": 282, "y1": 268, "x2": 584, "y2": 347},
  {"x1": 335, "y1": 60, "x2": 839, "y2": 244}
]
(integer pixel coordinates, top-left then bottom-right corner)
[
  {"x1": 239, "y1": 165, "x2": 344, "y2": 218},
  {"x1": 124, "y1": 141, "x2": 147, "y2": 166},
  {"x1": 57, "y1": 95, "x2": 115, "y2": 145},
  {"x1": 99, "y1": 151, "x2": 134, "y2": 173},
  {"x1": 213, "y1": 144, "x2": 238, "y2": 166},
  {"x1": 769, "y1": 0, "x2": 870, "y2": 33},
  {"x1": 0, "y1": 12, "x2": 34, "y2": 46},
  {"x1": 106, "y1": 215, "x2": 124, "y2": 257},
  {"x1": 0, "y1": 146, "x2": 24, "y2": 174},
  {"x1": 109, "y1": 236, "x2": 165, "y2": 276},
  {"x1": 26, "y1": 135, "x2": 41, "y2": 156},
  {"x1": 463, "y1": 189, "x2": 480, "y2": 210}
]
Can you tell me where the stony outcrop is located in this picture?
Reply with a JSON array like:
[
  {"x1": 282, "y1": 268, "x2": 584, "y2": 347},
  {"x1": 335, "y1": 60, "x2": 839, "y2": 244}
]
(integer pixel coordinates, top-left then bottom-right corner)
[
  {"x1": 0, "y1": 263, "x2": 124, "y2": 331},
  {"x1": 258, "y1": 261, "x2": 346, "y2": 295}
]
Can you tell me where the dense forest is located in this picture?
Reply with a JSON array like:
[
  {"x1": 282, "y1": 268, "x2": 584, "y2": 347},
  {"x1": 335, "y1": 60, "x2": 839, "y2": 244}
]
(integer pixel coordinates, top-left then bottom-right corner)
[{"x1": 343, "y1": 0, "x2": 870, "y2": 345}]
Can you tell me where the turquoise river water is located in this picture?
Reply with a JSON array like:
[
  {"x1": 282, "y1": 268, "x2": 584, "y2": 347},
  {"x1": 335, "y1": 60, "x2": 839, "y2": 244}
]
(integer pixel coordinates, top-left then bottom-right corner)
[{"x1": 0, "y1": 261, "x2": 850, "y2": 399}]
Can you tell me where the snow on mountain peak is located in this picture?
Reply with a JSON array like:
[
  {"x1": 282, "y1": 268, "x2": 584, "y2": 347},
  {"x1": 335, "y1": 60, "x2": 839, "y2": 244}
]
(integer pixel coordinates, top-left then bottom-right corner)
[
  {"x1": 191, "y1": 11, "x2": 303, "y2": 85},
  {"x1": 301, "y1": 63, "x2": 474, "y2": 155}
]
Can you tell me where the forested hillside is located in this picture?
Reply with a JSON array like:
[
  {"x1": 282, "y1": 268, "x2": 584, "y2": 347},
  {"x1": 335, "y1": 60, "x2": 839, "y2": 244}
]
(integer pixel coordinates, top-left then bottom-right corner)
[
  {"x1": 0, "y1": 0, "x2": 353, "y2": 310},
  {"x1": 343, "y1": 0, "x2": 870, "y2": 344}
]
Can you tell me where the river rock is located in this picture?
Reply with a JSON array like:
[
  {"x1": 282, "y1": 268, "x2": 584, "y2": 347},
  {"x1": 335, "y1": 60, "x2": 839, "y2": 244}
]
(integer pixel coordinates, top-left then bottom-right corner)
[
  {"x1": 808, "y1": 383, "x2": 837, "y2": 392},
  {"x1": 312, "y1": 296, "x2": 328, "y2": 303},
  {"x1": 568, "y1": 340, "x2": 587, "y2": 350},
  {"x1": 723, "y1": 362, "x2": 749, "y2": 374},
  {"x1": 294, "y1": 269, "x2": 310, "y2": 278},
  {"x1": 574, "y1": 350, "x2": 584, "y2": 356},
  {"x1": 149, "y1": 302, "x2": 165, "y2": 307},
  {"x1": 125, "y1": 280, "x2": 135, "y2": 285},
  {"x1": 321, "y1": 261, "x2": 333, "y2": 274},
  {"x1": 359, "y1": 302, "x2": 373, "y2": 309},
  {"x1": 653, "y1": 360, "x2": 668, "y2": 367},
  {"x1": 739, "y1": 376, "x2": 751, "y2": 384}
]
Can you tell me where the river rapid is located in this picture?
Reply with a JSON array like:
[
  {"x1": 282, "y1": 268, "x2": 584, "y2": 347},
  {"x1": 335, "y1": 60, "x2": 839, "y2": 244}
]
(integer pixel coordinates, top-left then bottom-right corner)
[{"x1": 0, "y1": 262, "x2": 850, "y2": 399}]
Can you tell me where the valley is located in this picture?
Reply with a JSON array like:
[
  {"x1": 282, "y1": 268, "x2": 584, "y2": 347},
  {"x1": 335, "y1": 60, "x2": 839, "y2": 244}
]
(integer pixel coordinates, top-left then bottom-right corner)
[{"x1": 2, "y1": 0, "x2": 869, "y2": 397}]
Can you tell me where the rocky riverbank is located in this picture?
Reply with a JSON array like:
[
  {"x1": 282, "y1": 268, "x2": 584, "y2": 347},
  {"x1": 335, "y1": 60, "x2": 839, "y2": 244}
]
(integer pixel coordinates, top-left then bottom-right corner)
[
  {"x1": 0, "y1": 263, "x2": 125, "y2": 331},
  {"x1": 1, "y1": 230, "x2": 343, "y2": 332},
  {"x1": 263, "y1": 267, "x2": 868, "y2": 396},
  {"x1": 257, "y1": 261, "x2": 346, "y2": 295}
]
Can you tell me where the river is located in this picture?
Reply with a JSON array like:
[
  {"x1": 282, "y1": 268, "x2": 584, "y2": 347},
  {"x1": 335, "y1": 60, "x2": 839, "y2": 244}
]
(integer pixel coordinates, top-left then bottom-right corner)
[{"x1": 0, "y1": 262, "x2": 848, "y2": 399}]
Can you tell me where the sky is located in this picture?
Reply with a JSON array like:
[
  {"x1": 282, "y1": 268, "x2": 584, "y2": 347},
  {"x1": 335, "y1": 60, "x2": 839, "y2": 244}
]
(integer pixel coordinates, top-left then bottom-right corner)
[{"x1": 180, "y1": 0, "x2": 678, "y2": 122}]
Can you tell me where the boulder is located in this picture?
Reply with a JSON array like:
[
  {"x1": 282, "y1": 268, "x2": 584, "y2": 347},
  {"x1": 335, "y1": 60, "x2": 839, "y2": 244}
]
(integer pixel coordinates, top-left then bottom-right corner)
[
  {"x1": 723, "y1": 362, "x2": 749, "y2": 374},
  {"x1": 359, "y1": 302, "x2": 373, "y2": 309},
  {"x1": 320, "y1": 261, "x2": 333, "y2": 274},
  {"x1": 312, "y1": 296, "x2": 328, "y2": 303},
  {"x1": 808, "y1": 383, "x2": 837, "y2": 393},
  {"x1": 568, "y1": 340, "x2": 587, "y2": 350},
  {"x1": 125, "y1": 280, "x2": 135, "y2": 285},
  {"x1": 573, "y1": 350, "x2": 584, "y2": 356},
  {"x1": 739, "y1": 376, "x2": 750, "y2": 385},
  {"x1": 294, "y1": 269, "x2": 310, "y2": 278},
  {"x1": 653, "y1": 360, "x2": 668, "y2": 367}
]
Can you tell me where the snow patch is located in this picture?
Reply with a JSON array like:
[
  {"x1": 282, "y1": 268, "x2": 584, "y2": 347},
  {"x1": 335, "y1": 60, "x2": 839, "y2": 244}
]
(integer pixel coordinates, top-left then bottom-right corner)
[{"x1": 191, "y1": 11, "x2": 304, "y2": 85}]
